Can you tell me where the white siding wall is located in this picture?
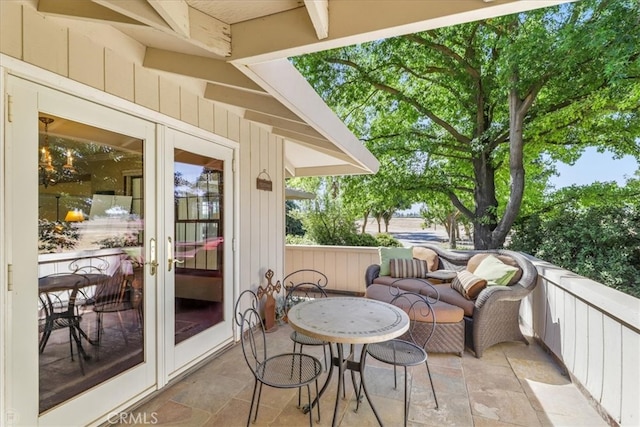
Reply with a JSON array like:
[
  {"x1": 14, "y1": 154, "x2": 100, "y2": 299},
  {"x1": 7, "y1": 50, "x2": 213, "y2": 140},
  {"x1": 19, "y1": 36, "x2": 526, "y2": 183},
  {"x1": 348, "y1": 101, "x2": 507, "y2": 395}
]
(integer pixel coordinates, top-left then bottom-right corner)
[
  {"x1": 285, "y1": 245, "x2": 380, "y2": 295},
  {"x1": 530, "y1": 259, "x2": 640, "y2": 426},
  {"x1": 239, "y1": 123, "x2": 286, "y2": 294},
  {"x1": 0, "y1": 1, "x2": 284, "y2": 296}
]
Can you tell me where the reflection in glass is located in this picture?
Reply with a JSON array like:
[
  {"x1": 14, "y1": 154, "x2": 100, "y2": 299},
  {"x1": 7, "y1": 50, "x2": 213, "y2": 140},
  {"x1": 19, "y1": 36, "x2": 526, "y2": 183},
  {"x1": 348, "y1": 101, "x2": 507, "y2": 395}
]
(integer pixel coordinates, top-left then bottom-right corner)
[
  {"x1": 174, "y1": 159, "x2": 224, "y2": 344},
  {"x1": 37, "y1": 114, "x2": 145, "y2": 412}
]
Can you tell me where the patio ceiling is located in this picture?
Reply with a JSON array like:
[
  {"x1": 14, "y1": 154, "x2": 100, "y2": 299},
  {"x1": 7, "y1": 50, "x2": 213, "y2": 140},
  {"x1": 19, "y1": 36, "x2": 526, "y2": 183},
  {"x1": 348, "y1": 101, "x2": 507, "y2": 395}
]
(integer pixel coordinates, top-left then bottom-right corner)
[{"x1": 35, "y1": 0, "x2": 570, "y2": 177}]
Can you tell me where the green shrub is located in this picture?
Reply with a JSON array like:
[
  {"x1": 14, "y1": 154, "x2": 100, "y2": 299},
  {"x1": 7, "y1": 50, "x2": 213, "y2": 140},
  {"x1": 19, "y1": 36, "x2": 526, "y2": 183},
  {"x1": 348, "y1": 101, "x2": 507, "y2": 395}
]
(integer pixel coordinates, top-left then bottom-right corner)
[
  {"x1": 343, "y1": 232, "x2": 378, "y2": 247},
  {"x1": 374, "y1": 233, "x2": 402, "y2": 247},
  {"x1": 509, "y1": 205, "x2": 640, "y2": 298},
  {"x1": 285, "y1": 234, "x2": 316, "y2": 245}
]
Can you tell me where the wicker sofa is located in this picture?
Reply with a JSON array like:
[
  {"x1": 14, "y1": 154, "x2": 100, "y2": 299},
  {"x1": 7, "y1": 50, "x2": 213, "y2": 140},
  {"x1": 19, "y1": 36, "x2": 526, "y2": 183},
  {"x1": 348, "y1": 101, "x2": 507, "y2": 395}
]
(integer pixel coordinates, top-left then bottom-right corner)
[{"x1": 365, "y1": 243, "x2": 539, "y2": 358}]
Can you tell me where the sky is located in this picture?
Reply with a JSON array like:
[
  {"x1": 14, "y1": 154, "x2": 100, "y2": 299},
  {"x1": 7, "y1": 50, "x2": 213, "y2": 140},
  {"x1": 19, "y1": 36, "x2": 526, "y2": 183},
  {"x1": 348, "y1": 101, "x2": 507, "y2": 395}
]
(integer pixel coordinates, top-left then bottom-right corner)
[{"x1": 550, "y1": 148, "x2": 638, "y2": 189}]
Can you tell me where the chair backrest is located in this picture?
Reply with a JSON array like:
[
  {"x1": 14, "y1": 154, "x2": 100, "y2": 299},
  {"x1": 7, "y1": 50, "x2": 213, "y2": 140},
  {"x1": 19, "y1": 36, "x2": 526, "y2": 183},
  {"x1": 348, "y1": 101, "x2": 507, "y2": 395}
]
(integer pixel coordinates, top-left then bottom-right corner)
[
  {"x1": 234, "y1": 290, "x2": 267, "y2": 375},
  {"x1": 69, "y1": 256, "x2": 110, "y2": 275},
  {"x1": 283, "y1": 269, "x2": 328, "y2": 316},
  {"x1": 39, "y1": 273, "x2": 92, "y2": 322},
  {"x1": 388, "y1": 289, "x2": 437, "y2": 350}
]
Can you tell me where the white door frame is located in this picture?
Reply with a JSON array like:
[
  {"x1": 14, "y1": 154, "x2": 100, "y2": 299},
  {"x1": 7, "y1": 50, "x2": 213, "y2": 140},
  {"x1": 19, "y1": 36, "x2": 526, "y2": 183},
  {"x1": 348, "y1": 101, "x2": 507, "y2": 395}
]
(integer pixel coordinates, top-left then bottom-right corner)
[
  {"x1": 0, "y1": 53, "x2": 240, "y2": 426},
  {"x1": 4, "y1": 75, "x2": 158, "y2": 426},
  {"x1": 160, "y1": 127, "x2": 235, "y2": 382}
]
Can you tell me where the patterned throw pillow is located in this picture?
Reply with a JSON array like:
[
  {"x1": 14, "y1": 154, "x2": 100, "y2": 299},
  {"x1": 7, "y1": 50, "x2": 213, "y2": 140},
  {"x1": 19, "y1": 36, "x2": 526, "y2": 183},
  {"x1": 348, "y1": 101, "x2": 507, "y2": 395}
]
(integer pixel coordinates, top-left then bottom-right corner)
[
  {"x1": 451, "y1": 270, "x2": 488, "y2": 300},
  {"x1": 389, "y1": 258, "x2": 429, "y2": 278}
]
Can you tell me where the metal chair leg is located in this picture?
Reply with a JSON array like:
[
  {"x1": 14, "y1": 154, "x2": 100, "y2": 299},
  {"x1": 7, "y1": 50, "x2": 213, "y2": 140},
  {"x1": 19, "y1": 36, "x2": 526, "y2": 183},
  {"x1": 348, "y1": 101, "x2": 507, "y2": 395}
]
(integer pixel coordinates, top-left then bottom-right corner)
[{"x1": 425, "y1": 360, "x2": 439, "y2": 409}]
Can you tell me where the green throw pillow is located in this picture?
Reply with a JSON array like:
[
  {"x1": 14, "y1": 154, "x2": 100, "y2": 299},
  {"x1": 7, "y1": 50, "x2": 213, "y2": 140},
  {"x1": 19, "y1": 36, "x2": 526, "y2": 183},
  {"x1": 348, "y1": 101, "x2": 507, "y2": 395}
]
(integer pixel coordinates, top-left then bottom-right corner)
[
  {"x1": 473, "y1": 255, "x2": 519, "y2": 286},
  {"x1": 379, "y1": 247, "x2": 413, "y2": 276}
]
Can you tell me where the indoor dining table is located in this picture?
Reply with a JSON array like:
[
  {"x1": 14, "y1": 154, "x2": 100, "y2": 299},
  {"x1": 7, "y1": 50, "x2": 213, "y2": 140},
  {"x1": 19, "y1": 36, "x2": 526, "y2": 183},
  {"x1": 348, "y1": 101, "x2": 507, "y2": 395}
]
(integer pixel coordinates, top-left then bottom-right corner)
[
  {"x1": 287, "y1": 296, "x2": 409, "y2": 427},
  {"x1": 39, "y1": 272, "x2": 110, "y2": 360}
]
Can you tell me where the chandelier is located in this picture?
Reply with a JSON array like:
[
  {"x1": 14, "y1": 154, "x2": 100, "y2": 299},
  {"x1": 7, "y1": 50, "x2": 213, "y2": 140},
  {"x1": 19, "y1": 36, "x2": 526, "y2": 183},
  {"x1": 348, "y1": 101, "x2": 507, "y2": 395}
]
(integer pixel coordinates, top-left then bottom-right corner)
[{"x1": 39, "y1": 117, "x2": 76, "y2": 187}]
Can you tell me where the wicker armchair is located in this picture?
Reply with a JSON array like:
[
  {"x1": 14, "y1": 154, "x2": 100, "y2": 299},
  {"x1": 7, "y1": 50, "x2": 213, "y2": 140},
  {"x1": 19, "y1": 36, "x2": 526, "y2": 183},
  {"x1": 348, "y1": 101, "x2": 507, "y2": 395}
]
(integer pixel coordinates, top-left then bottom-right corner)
[{"x1": 365, "y1": 244, "x2": 539, "y2": 358}]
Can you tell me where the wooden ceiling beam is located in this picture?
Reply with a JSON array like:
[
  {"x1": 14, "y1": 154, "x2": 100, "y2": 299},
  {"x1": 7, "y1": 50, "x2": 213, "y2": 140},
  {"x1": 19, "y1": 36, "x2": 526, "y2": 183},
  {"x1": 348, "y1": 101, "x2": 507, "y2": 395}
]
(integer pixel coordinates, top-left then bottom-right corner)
[
  {"x1": 148, "y1": 0, "x2": 190, "y2": 37},
  {"x1": 144, "y1": 49, "x2": 265, "y2": 92},
  {"x1": 93, "y1": 0, "x2": 231, "y2": 56},
  {"x1": 92, "y1": 0, "x2": 171, "y2": 29},
  {"x1": 230, "y1": 1, "x2": 569, "y2": 63},
  {"x1": 243, "y1": 111, "x2": 321, "y2": 136},
  {"x1": 204, "y1": 83, "x2": 301, "y2": 122},
  {"x1": 38, "y1": 0, "x2": 144, "y2": 26},
  {"x1": 304, "y1": 0, "x2": 329, "y2": 39}
]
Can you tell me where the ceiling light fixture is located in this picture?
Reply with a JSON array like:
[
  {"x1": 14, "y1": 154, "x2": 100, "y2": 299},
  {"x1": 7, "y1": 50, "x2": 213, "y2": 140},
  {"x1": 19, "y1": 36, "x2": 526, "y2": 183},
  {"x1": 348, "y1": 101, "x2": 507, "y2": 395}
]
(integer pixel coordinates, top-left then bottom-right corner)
[{"x1": 39, "y1": 116, "x2": 76, "y2": 188}]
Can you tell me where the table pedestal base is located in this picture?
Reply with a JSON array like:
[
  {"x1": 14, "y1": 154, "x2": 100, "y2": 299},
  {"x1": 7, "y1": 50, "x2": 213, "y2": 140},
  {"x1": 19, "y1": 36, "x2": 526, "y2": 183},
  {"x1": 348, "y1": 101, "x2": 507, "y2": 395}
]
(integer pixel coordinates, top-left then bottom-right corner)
[{"x1": 304, "y1": 342, "x2": 384, "y2": 427}]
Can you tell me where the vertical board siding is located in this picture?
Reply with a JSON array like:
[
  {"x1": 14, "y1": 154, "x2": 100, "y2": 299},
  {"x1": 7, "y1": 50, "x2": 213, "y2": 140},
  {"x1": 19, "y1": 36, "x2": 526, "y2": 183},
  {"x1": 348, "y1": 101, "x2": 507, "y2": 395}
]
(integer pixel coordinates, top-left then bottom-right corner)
[
  {"x1": 284, "y1": 245, "x2": 379, "y2": 295},
  {"x1": 534, "y1": 265, "x2": 640, "y2": 426},
  {"x1": 621, "y1": 326, "x2": 640, "y2": 425},
  {"x1": 586, "y1": 305, "x2": 604, "y2": 402},
  {"x1": 0, "y1": 1, "x2": 22, "y2": 58},
  {"x1": 134, "y1": 64, "x2": 160, "y2": 111},
  {"x1": 198, "y1": 98, "x2": 214, "y2": 132},
  {"x1": 601, "y1": 316, "x2": 622, "y2": 421},
  {"x1": 180, "y1": 88, "x2": 199, "y2": 127},
  {"x1": 105, "y1": 48, "x2": 134, "y2": 101},
  {"x1": 238, "y1": 123, "x2": 285, "y2": 294},
  {"x1": 69, "y1": 31, "x2": 104, "y2": 91},
  {"x1": 23, "y1": 7, "x2": 68, "y2": 76},
  {"x1": 563, "y1": 293, "x2": 577, "y2": 373},
  {"x1": 159, "y1": 76, "x2": 180, "y2": 119},
  {"x1": 573, "y1": 300, "x2": 589, "y2": 385}
]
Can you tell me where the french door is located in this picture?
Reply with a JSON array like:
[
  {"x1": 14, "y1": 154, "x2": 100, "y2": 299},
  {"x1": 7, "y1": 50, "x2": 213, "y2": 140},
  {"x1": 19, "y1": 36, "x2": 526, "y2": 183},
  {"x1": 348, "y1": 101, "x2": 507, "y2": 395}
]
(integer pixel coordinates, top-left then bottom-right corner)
[
  {"x1": 5, "y1": 77, "x2": 157, "y2": 426},
  {"x1": 160, "y1": 128, "x2": 234, "y2": 380}
]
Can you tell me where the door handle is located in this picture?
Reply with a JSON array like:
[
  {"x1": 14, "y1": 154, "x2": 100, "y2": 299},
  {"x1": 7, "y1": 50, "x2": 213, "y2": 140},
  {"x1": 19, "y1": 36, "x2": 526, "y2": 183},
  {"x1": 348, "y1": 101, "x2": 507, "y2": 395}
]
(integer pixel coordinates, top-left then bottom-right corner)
[
  {"x1": 167, "y1": 237, "x2": 184, "y2": 271},
  {"x1": 145, "y1": 238, "x2": 158, "y2": 276}
]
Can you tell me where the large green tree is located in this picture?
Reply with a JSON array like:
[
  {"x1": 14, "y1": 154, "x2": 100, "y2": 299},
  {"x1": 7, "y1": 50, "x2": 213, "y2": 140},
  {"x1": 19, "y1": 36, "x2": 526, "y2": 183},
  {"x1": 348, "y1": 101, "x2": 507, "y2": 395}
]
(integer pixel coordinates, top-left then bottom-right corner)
[{"x1": 293, "y1": 0, "x2": 640, "y2": 249}]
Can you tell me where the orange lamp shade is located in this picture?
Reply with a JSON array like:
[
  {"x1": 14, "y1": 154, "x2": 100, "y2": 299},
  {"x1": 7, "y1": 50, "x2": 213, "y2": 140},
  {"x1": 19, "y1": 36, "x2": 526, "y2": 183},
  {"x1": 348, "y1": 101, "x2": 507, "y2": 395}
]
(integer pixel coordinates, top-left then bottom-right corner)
[{"x1": 64, "y1": 210, "x2": 84, "y2": 222}]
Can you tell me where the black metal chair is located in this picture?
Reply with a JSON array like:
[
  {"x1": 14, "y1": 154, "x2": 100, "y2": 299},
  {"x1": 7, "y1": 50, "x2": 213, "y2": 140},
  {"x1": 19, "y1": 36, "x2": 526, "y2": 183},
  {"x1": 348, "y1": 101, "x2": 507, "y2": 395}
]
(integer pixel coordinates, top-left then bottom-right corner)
[
  {"x1": 38, "y1": 273, "x2": 93, "y2": 375},
  {"x1": 91, "y1": 257, "x2": 143, "y2": 353},
  {"x1": 283, "y1": 269, "x2": 330, "y2": 371},
  {"x1": 363, "y1": 288, "x2": 439, "y2": 426},
  {"x1": 235, "y1": 290, "x2": 323, "y2": 427}
]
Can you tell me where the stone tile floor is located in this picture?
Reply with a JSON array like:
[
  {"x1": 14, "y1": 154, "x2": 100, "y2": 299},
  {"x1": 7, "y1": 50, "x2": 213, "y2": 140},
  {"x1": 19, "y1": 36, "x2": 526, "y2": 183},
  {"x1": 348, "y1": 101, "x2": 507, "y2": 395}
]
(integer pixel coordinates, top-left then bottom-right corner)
[{"x1": 125, "y1": 323, "x2": 607, "y2": 427}]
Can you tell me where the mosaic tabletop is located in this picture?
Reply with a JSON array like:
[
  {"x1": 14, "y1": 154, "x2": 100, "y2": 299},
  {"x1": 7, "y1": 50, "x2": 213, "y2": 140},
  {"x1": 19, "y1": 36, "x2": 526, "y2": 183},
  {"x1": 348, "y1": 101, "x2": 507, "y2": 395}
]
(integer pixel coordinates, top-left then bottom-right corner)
[{"x1": 287, "y1": 297, "x2": 409, "y2": 344}]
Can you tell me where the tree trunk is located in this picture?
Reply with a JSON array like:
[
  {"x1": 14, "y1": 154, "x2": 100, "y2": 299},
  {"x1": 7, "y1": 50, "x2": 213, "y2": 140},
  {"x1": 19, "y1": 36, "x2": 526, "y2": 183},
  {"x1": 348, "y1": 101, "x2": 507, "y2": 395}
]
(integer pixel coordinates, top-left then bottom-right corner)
[
  {"x1": 449, "y1": 217, "x2": 457, "y2": 249},
  {"x1": 361, "y1": 210, "x2": 370, "y2": 234},
  {"x1": 472, "y1": 152, "x2": 499, "y2": 249}
]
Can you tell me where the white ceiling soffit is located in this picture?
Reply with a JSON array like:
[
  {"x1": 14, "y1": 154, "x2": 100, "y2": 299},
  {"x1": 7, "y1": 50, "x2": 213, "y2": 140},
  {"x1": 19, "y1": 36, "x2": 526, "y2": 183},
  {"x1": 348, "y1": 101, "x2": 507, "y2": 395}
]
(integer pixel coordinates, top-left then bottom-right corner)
[
  {"x1": 285, "y1": 187, "x2": 316, "y2": 200},
  {"x1": 36, "y1": 0, "x2": 571, "y2": 177}
]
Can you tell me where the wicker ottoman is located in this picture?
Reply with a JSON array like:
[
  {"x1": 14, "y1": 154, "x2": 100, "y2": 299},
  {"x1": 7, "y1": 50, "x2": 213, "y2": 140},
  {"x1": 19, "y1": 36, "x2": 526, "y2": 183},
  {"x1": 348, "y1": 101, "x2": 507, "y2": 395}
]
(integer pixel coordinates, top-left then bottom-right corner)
[{"x1": 366, "y1": 284, "x2": 465, "y2": 356}]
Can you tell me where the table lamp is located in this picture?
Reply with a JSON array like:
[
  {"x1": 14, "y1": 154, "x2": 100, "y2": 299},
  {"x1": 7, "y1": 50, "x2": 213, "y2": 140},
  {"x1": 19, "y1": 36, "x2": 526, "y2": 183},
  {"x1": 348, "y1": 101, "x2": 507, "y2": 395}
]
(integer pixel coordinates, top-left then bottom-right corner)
[{"x1": 64, "y1": 209, "x2": 85, "y2": 222}]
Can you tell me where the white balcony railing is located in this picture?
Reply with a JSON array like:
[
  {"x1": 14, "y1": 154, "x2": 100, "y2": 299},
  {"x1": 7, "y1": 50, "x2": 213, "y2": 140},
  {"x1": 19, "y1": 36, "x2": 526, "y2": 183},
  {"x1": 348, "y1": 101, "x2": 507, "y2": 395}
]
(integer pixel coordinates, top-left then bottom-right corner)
[{"x1": 285, "y1": 244, "x2": 640, "y2": 426}]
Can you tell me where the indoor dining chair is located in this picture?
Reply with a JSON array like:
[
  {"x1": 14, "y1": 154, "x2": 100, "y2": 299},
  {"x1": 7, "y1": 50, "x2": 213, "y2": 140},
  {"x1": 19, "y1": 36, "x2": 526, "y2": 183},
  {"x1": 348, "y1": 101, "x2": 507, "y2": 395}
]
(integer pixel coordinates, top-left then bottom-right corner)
[
  {"x1": 235, "y1": 290, "x2": 323, "y2": 427},
  {"x1": 39, "y1": 272, "x2": 93, "y2": 375}
]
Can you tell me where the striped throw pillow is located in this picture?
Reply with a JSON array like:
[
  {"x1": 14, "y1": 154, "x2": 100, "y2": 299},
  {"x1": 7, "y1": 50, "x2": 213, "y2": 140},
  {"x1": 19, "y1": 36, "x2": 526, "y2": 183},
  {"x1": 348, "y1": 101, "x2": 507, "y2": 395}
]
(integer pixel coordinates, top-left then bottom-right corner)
[
  {"x1": 451, "y1": 270, "x2": 487, "y2": 300},
  {"x1": 389, "y1": 258, "x2": 429, "y2": 278}
]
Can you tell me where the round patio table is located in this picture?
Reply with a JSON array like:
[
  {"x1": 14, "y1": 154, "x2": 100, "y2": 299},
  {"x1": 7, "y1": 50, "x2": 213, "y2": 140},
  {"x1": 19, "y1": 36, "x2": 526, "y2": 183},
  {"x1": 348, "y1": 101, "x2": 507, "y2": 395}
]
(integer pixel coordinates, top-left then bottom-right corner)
[{"x1": 287, "y1": 297, "x2": 409, "y2": 427}]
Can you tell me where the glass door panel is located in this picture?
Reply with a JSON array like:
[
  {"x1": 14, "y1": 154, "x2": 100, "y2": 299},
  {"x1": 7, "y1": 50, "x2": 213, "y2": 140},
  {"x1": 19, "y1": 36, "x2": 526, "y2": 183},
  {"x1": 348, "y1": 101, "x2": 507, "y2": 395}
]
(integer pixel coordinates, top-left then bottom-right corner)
[
  {"x1": 174, "y1": 161, "x2": 223, "y2": 344},
  {"x1": 6, "y1": 75, "x2": 157, "y2": 426},
  {"x1": 163, "y1": 129, "x2": 233, "y2": 378},
  {"x1": 37, "y1": 114, "x2": 145, "y2": 412}
]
